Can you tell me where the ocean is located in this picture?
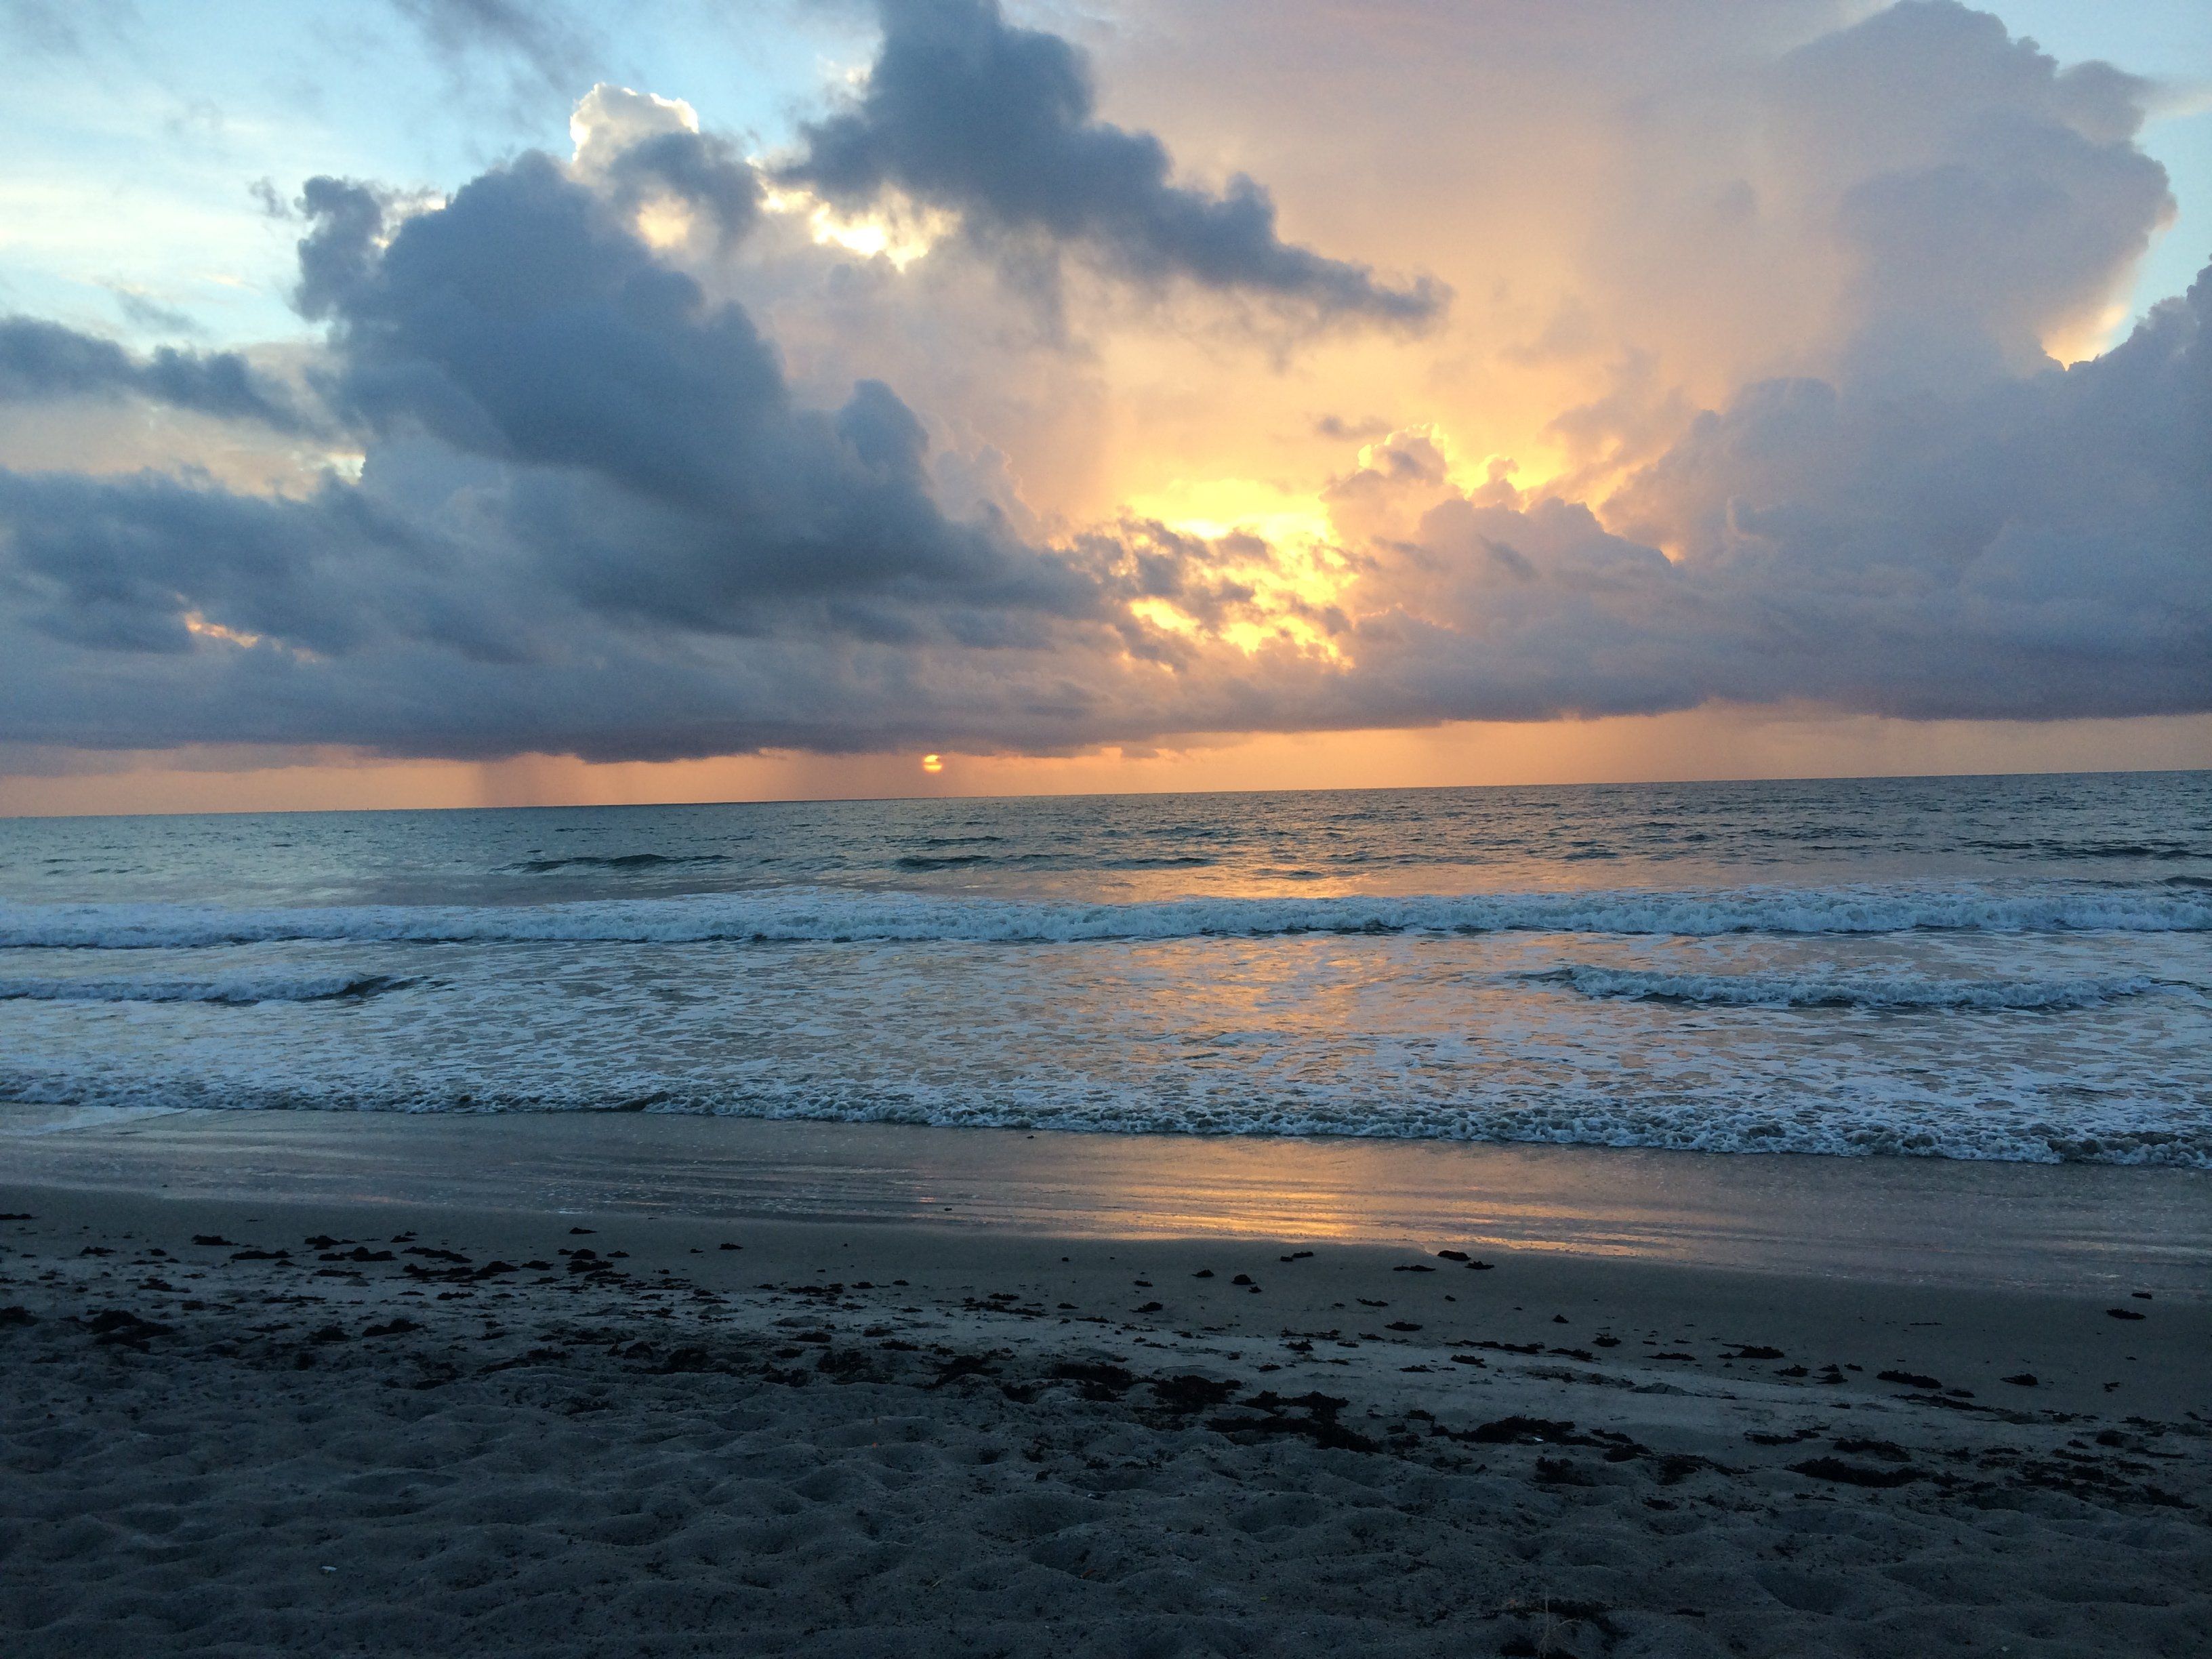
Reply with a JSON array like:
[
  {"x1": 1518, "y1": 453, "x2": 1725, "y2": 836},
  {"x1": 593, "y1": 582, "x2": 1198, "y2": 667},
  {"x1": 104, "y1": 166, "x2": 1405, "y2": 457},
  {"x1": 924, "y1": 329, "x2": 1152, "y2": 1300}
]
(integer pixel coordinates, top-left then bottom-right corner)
[{"x1": 1, "y1": 771, "x2": 2207, "y2": 1166}]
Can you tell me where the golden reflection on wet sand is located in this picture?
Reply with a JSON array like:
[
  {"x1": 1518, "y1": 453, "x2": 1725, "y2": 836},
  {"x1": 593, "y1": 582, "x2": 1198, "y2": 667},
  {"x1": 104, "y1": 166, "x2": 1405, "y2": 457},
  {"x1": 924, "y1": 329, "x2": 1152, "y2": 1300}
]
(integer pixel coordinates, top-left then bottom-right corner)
[{"x1": 3, "y1": 1103, "x2": 2205, "y2": 1292}]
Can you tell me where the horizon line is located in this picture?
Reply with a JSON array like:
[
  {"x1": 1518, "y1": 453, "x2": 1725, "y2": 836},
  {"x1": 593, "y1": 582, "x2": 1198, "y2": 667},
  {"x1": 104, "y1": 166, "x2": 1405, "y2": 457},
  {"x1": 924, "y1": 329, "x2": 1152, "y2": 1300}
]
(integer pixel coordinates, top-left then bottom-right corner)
[{"x1": 3, "y1": 759, "x2": 2205, "y2": 825}]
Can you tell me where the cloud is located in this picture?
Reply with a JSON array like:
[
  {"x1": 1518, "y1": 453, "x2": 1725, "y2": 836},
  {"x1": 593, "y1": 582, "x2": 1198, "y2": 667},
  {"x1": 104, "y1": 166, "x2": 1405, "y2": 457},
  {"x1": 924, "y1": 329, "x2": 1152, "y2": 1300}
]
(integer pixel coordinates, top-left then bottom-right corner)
[
  {"x1": 569, "y1": 84, "x2": 761, "y2": 244},
  {"x1": 286, "y1": 154, "x2": 1092, "y2": 636},
  {"x1": 107, "y1": 290, "x2": 202, "y2": 337},
  {"x1": 1322, "y1": 266, "x2": 2211, "y2": 726},
  {"x1": 386, "y1": 0, "x2": 594, "y2": 92},
  {"x1": 3, "y1": 256, "x2": 2201, "y2": 760},
  {"x1": 0, "y1": 3, "x2": 2203, "y2": 770},
  {"x1": 1, "y1": 0, "x2": 135, "y2": 55},
  {"x1": 248, "y1": 178, "x2": 294, "y2": 220},
  {"x1": 786, "y1": 0, "x2": 1443, "y2": 326},
  {"x1": 1314, "y1": 415, "x2": 1391, "y2": 442},
  {"x1": 0, "y1": 317, "x2": 306, "y2": 431},
  {"x1": 1767, "y1": 0, "x2": 2175, "y2": 390},
  {"x1": 0, "y1": 468, "x2": 490, "y2": 659}
]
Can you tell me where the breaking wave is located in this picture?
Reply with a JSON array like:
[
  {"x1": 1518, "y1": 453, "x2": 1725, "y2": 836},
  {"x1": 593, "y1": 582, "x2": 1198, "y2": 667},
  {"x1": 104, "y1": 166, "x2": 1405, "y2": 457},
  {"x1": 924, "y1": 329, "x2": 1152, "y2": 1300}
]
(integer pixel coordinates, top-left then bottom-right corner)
[
  {"x1": 0, "y1": 972, "x2": 409, "y2": 1006},
  {"x1": 510, "y1": 853, "x2": 732, "y2": 874},
  {"x1": 2, "y1": 882, "x2": 2207, "y2": 951},
  {"x1": 3, "y1": 1065, "x2": 2204, "y2": 1168},
  {"x1": 1534, "y1": 967, "x2": 2165, "y2": 1011}
]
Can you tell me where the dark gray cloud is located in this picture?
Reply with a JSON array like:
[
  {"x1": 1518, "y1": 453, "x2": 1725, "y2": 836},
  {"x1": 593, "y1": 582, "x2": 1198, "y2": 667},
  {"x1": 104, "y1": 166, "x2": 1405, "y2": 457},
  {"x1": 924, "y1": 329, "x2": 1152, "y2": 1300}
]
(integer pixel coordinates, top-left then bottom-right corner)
[
  {"x1": 787, "y1": 0, "x2": 1443, "y2": 326},
  {"x1": 288, "y1": 156, "x2": 1092, "y2": 634},
  {"x1": 0, "y1": 317, "x2": 306, "y2": 430},
  {"x1": 600, "y1": 127, "x2": 762, "y2": 243},
  {"x1": 0, "y1": 468, "x2": 512, "y2": 661}
]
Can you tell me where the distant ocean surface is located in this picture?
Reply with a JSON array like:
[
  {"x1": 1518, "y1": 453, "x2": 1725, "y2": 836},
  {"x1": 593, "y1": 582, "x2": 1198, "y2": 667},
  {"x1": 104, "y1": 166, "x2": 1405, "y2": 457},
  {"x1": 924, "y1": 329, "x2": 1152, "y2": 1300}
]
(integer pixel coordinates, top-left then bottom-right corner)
[{"x1": 2, "y1": 773, "x2": 2208, "y2": 1167}]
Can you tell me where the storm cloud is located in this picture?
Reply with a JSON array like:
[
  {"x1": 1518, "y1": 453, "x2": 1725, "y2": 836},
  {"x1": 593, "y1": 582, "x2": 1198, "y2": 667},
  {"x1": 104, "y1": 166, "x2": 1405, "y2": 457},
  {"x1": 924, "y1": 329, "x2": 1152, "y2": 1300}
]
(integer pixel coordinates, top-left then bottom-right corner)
[
  {"x1": 2, "y1": 257, "x2": 2202, "y2": 758},
  {"x1": 1769, "y1": 0, "x2": 2176, "y2": 392},
  {"x1": 1331, "y1": 265, "x2": 2211, "y2": 727},
  {"x1": 0, "y1": 1, "x2": 2205, "y2": 769},
  {"x1": 287, "y1": 155, "x2": 1094, "y2": 634},
  {"x1": 567, "y1": 83, "x2": 762, "y2": 245},
  {"x1": 0, "y1": 317, "x2": 306, "y2": 431},
  {"x1": 787, "y1": 0, "x2": 1443, "y2": 326}
]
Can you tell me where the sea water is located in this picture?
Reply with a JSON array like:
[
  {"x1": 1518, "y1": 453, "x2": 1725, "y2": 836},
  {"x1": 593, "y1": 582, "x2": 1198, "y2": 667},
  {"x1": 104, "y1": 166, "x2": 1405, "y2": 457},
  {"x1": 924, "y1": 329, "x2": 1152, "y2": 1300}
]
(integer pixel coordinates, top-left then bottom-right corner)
[{"x1": 1, "y1": 772, "x2": 2207, "y2": 1165}]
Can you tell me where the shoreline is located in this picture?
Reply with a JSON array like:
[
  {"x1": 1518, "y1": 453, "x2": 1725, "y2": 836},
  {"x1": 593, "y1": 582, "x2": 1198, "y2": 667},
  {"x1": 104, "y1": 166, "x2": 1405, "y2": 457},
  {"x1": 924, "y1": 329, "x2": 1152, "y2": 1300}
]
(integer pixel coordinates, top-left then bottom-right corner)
[{"x1": 5, "y1": 1101, "x2": 2208, "y2": 1292}]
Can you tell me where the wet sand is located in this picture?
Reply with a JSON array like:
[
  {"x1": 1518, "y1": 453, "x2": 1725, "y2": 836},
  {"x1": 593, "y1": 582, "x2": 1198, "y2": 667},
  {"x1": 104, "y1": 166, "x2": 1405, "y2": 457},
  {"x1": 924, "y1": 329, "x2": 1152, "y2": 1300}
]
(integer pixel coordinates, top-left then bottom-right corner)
[
  {"x1": 5, "y1": 1103, "x2": 2207, "y2": 1290},
  {"x1": 2, "y1": 1132, "x2": 2207, "y2": 1658}
]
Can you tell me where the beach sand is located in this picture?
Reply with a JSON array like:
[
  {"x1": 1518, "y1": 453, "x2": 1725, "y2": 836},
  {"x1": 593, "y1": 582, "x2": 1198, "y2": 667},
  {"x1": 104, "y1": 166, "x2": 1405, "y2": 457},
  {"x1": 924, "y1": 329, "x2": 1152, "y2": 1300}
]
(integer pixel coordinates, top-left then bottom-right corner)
[{"x1": 3, "y1": 1135, "x2": 2207, "y2": 1658}]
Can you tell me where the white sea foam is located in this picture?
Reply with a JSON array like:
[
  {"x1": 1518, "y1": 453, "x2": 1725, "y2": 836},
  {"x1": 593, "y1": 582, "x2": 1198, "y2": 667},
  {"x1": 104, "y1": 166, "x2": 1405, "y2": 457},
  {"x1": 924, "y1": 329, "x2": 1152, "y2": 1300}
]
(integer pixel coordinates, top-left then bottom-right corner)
[
  {"x1": 1535, "y1": 967, "x2": 2165, "y2": 1011},
  {"x1": 3, "y1": 1063, "x2": 2205, "y2": 1168},
  {"x1": 2, "y1": 882, "x2": 2207, "y2": 950},
  {"x1": 6, "y1": 781, "x2": 2206, "y2": 1172}
]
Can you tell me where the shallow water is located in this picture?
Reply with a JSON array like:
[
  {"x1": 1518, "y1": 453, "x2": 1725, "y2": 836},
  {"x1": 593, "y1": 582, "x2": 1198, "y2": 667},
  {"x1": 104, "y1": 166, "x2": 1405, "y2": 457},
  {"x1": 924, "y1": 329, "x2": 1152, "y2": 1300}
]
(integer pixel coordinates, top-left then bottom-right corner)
[{"x1": 1, "y1": 771, "x2": 2208, "y2": 1164}]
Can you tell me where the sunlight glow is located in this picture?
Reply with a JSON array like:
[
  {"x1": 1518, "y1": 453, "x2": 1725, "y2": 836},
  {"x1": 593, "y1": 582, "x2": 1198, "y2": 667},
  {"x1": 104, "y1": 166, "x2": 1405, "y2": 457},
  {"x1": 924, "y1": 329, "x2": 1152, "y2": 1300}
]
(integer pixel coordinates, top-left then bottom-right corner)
[
  {"x1": 759, "y1": 184, "x2": 946, "y2": 270},
  {"x1": 570, "y1": 87, "x2": 699, "y2": 153},
  {"x1": 1357, "y1": 423, "x2": 1565, "y2": 501},
  {"x1": 1122, "y1": 478, "x2": 1356, "y2": 661},
  {"x1": 632, "y1": 199, "x2": 696, "y2": 249},
  {"x1": 2045, "y1": 300, "x2": 2137, "y2": 367},
  {"x1": 1128, "y1": 477, "x2": 1337, "y2": 549},
  {"x1": 184, "y1": 612, "x2": 321, "y2": 661},
  {"x1": 183, "y1": 613, "x2": 264, "y2": 649}
]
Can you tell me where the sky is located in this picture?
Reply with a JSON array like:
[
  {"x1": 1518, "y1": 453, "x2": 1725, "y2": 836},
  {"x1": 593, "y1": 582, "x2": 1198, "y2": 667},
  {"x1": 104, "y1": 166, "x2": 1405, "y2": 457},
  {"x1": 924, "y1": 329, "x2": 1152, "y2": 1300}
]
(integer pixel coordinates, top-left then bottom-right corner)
[{"x1": 0, "y1": 0, "x2": 2207, "y2": 814}]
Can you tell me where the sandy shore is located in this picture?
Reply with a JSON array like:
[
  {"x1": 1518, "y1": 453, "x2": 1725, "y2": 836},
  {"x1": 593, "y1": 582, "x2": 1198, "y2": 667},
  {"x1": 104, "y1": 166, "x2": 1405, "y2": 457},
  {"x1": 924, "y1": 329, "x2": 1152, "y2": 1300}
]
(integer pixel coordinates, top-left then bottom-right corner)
[{"x1": 3, "y1": 1172, "x2": 2206, "y2": 1658}]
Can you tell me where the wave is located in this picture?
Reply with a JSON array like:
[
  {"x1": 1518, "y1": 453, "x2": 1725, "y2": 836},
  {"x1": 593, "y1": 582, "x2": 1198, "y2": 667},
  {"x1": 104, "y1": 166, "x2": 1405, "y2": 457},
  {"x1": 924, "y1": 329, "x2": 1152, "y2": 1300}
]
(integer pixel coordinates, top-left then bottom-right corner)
[
  {"x1": 1533, "y1": 967, "x2": 2162, "y2": 1012},
  {"x1": 5, "y1": 1067, "x2": 2204, "y2": 1168},
  {"x1": 1965, "y1": 840, "x2": 2205, "y2": 860},
  {"x1": 893, "y1": 851, "x2": 1216, "y2": 872},
  {"x1": 1, "y1": 882, "x2": 2207, "y2": 951},
  {"x1": 0, "y1": 972, "x2": 409, "y2": 1006},
  {"x1": 510, "y1": 853, "x2": 731, "y2": 874}
]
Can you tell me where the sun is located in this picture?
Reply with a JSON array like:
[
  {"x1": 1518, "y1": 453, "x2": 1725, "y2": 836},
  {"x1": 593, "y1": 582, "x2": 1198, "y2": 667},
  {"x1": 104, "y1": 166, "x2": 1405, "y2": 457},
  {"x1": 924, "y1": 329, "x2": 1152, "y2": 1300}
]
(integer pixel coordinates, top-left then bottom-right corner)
[{"x1": 920, "y1": 754, "x2": 944, "y2": 774}]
